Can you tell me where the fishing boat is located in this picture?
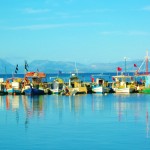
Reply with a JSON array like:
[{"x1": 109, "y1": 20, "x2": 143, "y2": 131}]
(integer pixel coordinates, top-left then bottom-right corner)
[
  {"x1": 0, "y1": 78, "x2": 7, "y2": 95},
  {"x1": 5, "y1": 78, "x2": 23, "y2": 95},
  {"x1": 91, "y1": 76, "x2": 111, "y2": 94},
  {"x1": 112, "y1": 75, "x2": 136, "y2": 93},
  {"x1": 134, "y1": 51, "x2": 150, "y2": 93},
  {"x1": 22, "y1": 72, "x2": 46, "y2": 95},
  {"x1": 50, "y1": 77, "x2": 64, "y2": 94},
  {"x1": 67, "y1": 74, "x2": 87, "y2": 95}
]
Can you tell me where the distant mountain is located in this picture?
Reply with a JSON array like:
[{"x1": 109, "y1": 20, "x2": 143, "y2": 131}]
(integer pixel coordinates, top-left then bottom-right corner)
[
  {"x1": 25, "y1": 60, "x2": 89, "y2": 73},
  {"x1": 0, "y1": 59, "x2": 148, "y2": 74},
  {"x1": 0, "y1": 59, "x2": 14, "y2": 74}
]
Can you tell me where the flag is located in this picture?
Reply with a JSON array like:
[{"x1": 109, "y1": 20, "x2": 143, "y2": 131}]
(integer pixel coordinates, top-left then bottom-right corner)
[
  {"x1": 134, "y1": 64, "x2": 137, "y2": 67},
  {"x1": 117, "y1": 67, "x2": 122, "y2": 71},
  {"x1": 91, "y1": 76, "x2": 94, "y2": 82},
  {"x1": 16, "y1": 64, "x2": 18, "y2": 70},
  {"x1": 25, "y1": 61, "x2": 28, "y2": 71},
  {"x1": 15, "y1": 64, "x2": 18, "y2": 74}
]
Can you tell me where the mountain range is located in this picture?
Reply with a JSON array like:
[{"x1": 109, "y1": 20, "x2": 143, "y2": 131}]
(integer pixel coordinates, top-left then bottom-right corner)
[{"x1": 0, "y1": 58, "x2": 147, "y2": 74}]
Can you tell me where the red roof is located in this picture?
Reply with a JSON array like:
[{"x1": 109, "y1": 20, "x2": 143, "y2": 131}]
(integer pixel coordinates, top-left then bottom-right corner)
[{"x1": 25, "y1": 72, "x2": 46, "y2": 78}]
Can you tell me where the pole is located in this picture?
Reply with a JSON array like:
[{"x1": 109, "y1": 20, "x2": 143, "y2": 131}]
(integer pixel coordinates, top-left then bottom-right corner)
[{"x1": 124, "y1": 57, "x2": 126, "y2": 75}]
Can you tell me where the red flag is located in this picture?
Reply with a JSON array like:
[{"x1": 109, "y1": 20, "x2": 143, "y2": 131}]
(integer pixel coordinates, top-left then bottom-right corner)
[
  {"x1": 117, "y1": 67, "x2": 122, "y2": 71},
  {"x1": 91, "y1": 76, "x2": 94, "y2": 82},
  {"x1": 134, "y1": 64, "x2": 137, "y2": 67}
]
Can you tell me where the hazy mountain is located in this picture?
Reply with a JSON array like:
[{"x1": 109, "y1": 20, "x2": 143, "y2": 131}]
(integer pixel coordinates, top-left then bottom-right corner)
[
  {"x1": 0, "y1": 59, "x2": 14, "y2": 74},
  {"x1": 0, "y1": 59, "x2": 148, "y2": 74}
]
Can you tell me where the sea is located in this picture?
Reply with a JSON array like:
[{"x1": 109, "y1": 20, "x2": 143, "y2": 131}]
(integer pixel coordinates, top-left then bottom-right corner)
[
  {"x1": 0, "y1": 73, "x2": 150, "y2": 150},
  {"x1": 0, "y1": 72, "x2": 133, "y2": 83}
]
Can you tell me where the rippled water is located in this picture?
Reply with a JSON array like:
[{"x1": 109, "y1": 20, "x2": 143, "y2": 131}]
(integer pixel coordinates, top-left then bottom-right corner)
[{"x1": 0, "y1": 94, "x2": 150, "y2": 150}]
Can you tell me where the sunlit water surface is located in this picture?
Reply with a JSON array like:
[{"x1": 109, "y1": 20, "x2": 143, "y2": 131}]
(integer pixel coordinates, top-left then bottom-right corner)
[{"x1": 0, "y1": 94, "x2": 150, "y2": 150}]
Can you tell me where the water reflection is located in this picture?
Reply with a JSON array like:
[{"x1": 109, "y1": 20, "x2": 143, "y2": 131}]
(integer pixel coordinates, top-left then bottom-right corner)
[
  {"x1": 0, "y1": 94, "x2": 150, "y2": 138},
  {"x1": 12, "y1": 96, "x2": 19, "y2": 110},
  {"x1": 0, "y1": 96, "x2": 4, "y2": 109},
  {"x1": 91, "y1": 94, "x2": 104, "y2": 111},
  {"x1": 146, "y1": 111, "x2": 149, "y2": 138},
  {"x1": 6, "y1": 96, "x2": 10, "y2": 110},
  {"x1": 32, "y1": 96, "x2": 44, "y2": 116}
]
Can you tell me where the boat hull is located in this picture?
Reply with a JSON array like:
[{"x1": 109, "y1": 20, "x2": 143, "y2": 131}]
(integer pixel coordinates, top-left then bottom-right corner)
[
  {"x1": 92, "y1": 86, "x2": 103, "y2": 93},
  {"x1": 142, "y1": 88, "x2": 150, "y2": 94},
  {"x1": 7, "y1": 88, "x2": 21, "y2": 95},
  {"x1": 50, "y1": 88, "x2": 62, "y2": 94},
  {"x1": 114, "y1": 88, "x2": 134, "y2": 93},
  {"x1": 92, "y1": 86, "x2": 110, "y2": 93},
  {"x1": 0, "y1": 91, "x2": 7, "y2": 95},
  {"x1": 24, "y1": 88, "x2": 44, "y2": 95}
]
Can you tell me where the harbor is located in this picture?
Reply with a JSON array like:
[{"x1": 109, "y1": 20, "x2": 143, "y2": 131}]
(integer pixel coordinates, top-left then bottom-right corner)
[
  {"x1": 1, "y1": 0, "x2": 150, "y2": 149},
  {"x1": 1, "y1": 55, "x2": 150, "y2": 150},
  {"x1": 0, "y1": 71, "x2": 150, "y2": 96}
]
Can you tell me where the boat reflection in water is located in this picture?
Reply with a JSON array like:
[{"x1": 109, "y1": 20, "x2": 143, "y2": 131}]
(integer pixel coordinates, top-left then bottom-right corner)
[{"x1": 0, "y1": 93, "x2": 150, "y2": 150}]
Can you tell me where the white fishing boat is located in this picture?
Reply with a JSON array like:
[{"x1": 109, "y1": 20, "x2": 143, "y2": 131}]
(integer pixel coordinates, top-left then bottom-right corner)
[
  {"x1": 92, "y1": 78, "x2": 111, "y2": 93},
  {"x1": 50, "y1": 77, "x2": 64, "y2": 94},
  {"x1": 112, "y1": 75, "x2": 135, "y2": 93}
]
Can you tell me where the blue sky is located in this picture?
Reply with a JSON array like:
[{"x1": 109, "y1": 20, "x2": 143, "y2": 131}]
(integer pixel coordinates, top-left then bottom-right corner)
[{"x1": 0, "y1": 0, "x2": 150, "y2": 64}]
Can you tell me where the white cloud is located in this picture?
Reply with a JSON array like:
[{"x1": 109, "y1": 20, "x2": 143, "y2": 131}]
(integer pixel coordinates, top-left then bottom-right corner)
[
  {"x1": 55, "y1": 12, "x2": 80, "y2": 19},
  {"x1": 100, "y1": 31, "x2": 150, "y2": 36},
  {"x1": 6, "y1": 22, "x2": 105, "y2": 30},
  {"x1": 82, "y1": 9, "x2": 113, "y2": 14},
  {"x1": 22, "y1": 8, "x2": 51, "y2": 14},
  {"x1": 141, "y1": 6, "x2": 150, "y2": 11}
]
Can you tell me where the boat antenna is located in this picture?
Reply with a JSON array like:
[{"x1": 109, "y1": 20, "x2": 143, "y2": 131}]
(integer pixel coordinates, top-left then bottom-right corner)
[
  {"x1": 124, "y1": 57, "x2": 127, "y2": 75},
  {"x1": 75, "y1": 62, "x2": 78, "y2": 76},
  {"x1": 24, "y1": 60, "x2": 29, "y2": 77},
  {"x1": 5, "y1": 66, "x2": 7, "y2": 79}
]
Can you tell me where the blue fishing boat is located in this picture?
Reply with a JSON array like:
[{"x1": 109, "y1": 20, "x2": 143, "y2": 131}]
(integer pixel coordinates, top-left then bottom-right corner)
[{"x1": 22, "y1": 72, "x2": 46, "y2": 95}]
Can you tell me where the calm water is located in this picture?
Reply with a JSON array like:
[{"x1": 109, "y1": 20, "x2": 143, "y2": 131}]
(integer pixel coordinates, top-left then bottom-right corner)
[
  {"x1": 0, "y1": 94, "x2": 150, "y2": 150},
  {"x1": 0, "y1": 72, "x2": 121, "y2": 82}
]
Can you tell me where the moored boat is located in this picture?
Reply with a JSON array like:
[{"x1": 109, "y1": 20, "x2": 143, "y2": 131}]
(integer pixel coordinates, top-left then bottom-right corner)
[
  {"x1": 22, "y1": 72, "x2": 46, "y2": 95},
  {"x1": 0, "y1": 78, "x2": 7, "y2": 95},
  {"x1": 6, "y1": 78, "x2": 23, "y2": 95},
  {"x1": 23, "y1": 85, "x2": 45, "y2": 95},
  {"x1": 67, "y1": 74, "x2": 87, "y2": 95},
  {"x1": 112, "y1": 75, "x2": 136, "y2": 93},
  {"x1": 91, "y1": 77, "x2": 111, "y2": 94},
  {"x1": 134, "y1": 51, "x2": 150, "y2": 93},
  {"x1": 50, "y1": 77, "x2": 64, "y2": 94}
]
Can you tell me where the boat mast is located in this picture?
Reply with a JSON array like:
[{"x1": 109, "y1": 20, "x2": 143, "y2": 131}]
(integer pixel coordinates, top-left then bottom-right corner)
[
  {"x1": 75, "y1": 62, "x2": 78, "y2": 76},
  {"x1": 124, "y1": 57, "x2": 127, "y2": 75},
  {"x1": 146, "y1": 50, "x2": 149, "y2": 75}
]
